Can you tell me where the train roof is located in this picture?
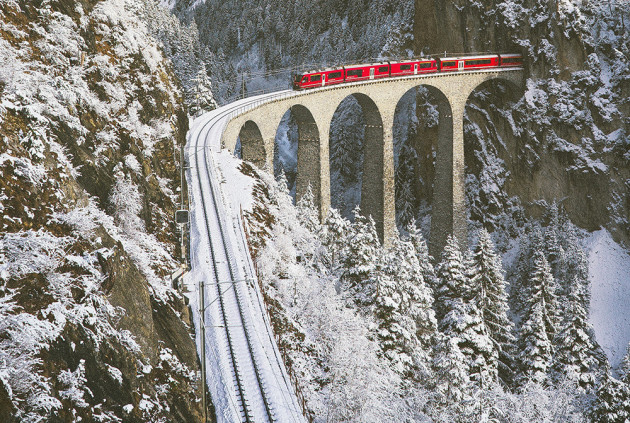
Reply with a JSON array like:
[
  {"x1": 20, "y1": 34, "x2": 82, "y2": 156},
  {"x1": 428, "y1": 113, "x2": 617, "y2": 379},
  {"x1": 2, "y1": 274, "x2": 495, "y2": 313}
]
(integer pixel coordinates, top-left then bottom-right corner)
[
  {"x1": 343, "y1": 61, "x2": 390, "y2": 68},
  {"x1": 439, "y1": 54, "x2": 500, "y2": 61}
]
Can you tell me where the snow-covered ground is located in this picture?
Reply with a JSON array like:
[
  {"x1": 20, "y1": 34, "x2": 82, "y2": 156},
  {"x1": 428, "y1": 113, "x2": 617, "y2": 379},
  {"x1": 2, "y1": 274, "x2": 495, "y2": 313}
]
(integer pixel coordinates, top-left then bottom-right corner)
[{"x1": 587, "y1": 229, "x2": 630, "y2": 371}]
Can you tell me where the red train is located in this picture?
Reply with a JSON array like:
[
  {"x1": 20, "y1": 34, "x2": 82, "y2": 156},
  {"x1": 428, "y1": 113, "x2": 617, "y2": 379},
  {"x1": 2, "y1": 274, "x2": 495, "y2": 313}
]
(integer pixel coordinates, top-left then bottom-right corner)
[{"x1": 291, "y1": 54, "x2": 523, "y2": 90}]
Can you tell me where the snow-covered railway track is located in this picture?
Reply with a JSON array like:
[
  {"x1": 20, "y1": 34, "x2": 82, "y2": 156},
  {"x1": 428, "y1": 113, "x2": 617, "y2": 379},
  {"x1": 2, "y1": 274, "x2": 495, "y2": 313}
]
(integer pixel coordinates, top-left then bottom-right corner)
[
  {"x1": 192, "y1": 106, "x2": 275, "y2": 423},
  {"x1": 187, "y1": 93, "x2": 306, "y2": 423}
]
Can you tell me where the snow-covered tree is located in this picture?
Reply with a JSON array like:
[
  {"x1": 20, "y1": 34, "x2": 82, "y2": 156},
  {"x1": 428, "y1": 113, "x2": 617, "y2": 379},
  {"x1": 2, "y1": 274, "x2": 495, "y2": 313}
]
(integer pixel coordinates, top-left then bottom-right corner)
[
  {"x1": 296, "y1": 184, "x2": 320, "y2": 234},
  {"x1": 590, "y1": 372, "x2": 630, "y2": 423},
  {"x1": 469, "y1": 229, "x2": 515, "y2": 386},
  {"x1": 322, "y1": 207, "x2": 351, "y2": 270},
  {"x1": 551, "y1": 282, "x2": 600, "y2": 390},
  {"x1": 374, "y1": 236, "x2": 437, "y2": 378},
  {"x1": 433, "y1": 335, "x2": 471, "y2": 404},
  {"x1": 517, "y1": 301, "x2": 553, "y2": 385},
  {"x1": 406, "y1": 222, "x2": 437, "y2": 290},
  {"x1": 435, "y1": 236, "x2": 470, "y2": 322},
  {"x1": 527, "y1": 251, "x2": 560, "y2": 340},
  {"x1": 436, "y1": 236, "x2": 498, "y2": 386},
  {"x1": 340, "y1": 207, "x2": 380, "y2": 305},
  {"x1": 515, "y1": 250, "x2": 560, "y2": 385},
  {"x1": 189, "y1": 63, "x2": 217, "y2": 117}
]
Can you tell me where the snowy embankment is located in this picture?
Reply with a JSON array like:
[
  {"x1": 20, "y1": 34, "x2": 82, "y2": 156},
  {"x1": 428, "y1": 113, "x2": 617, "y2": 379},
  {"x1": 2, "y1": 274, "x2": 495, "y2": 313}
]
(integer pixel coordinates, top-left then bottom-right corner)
[
  {"x1": 184, "y1": 96, "x2": 305, "y2": 423},
  {"x1": 587, "y1": 229, "x2": 630, "y2": 371}
]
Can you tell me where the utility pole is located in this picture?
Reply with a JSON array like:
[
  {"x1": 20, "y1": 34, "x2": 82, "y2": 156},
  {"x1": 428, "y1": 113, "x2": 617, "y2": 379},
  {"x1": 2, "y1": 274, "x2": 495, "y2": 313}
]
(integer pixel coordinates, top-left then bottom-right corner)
[
  {"x1": 241, "y1": 73, "x2": 245, "y2": 99},
  {"x1": 199, "y1": 281, "x2": 207, "y2": 423}
]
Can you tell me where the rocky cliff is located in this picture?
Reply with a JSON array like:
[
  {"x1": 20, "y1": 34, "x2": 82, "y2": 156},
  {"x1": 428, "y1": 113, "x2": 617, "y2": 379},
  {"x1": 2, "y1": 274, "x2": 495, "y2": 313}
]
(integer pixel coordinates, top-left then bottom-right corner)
[
  {"x1": 0, "y1": 0, "x2": 207, "y2": 421},
  {"x1": 413, "y1": 0, "x2": 629, "y2": 245}
]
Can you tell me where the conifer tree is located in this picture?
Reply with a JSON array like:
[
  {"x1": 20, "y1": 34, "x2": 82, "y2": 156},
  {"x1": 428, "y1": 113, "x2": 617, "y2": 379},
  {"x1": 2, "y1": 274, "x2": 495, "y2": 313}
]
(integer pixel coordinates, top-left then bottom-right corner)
[
  {"x1": 435, "y1": 236, "x2": 469, "y2": 322},
  {"x1": 436, "y1": 236, "x2": 498, "y2": 385},
  {"x1": 296, "y1": 185, "x2": 320, "y2": 234},
  {"x1": 528, "y1": 251, "x2": 560, "y2": 339},
  {"x1": 433, "y1": 335, "x2": 471, "y2": 403},
  {"x1": 590, "y1": 372, "x2": 630, "y2": 422},
  {"x1": 374, "y1": 237, "x2": 437, "y2": 378},
  {"x1": 511, "y1": 225, "x2": 545, "y2": 314},
  {"x1": 406, "y1": 222, "x2": 437, "y2": 290},
  {"x1": 517, "y1": 301, "x2": 553, "y2": 385},
  {"x1": 323, "y1": 207, "x2": 350, "y2": 270},
  {"x1": 469, "y1": 229, "x2": 515, "y2": 386},
  {"x1": 189, "y1": 63, "x2": 217, "y2": 117},
  {"x1": 551, "y1": 283, "x2": 599, "y2": 390},
  {"x1": 341, "y1": 207, "x2": 380, "y2": 305}
]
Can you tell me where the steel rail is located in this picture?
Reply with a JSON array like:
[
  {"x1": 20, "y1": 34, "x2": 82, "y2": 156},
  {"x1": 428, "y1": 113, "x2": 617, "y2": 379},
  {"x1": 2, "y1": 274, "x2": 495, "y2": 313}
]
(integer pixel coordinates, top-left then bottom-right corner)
[{"x1": 193, "y1": 103, "x2": 275, "y2": 422}]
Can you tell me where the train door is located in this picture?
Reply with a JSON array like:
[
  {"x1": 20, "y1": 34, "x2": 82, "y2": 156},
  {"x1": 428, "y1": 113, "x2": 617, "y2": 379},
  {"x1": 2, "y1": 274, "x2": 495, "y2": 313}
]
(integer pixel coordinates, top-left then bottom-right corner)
[
  {"x1": 414, "y1": 63, "x2": 418, "y2": 75},
  {"x1": 458, "y1": 60, "x2": 464, "y2": 71},
  {"x1": 369, "y1": 68, "x2": 375, "y2": 80}
]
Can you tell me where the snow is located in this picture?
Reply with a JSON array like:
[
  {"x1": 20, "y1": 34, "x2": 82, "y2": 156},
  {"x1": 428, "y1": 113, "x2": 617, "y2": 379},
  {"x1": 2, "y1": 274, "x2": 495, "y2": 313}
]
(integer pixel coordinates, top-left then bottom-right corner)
[{"x1": 586, "y1": 229, "x2": 630, "y2": 370}]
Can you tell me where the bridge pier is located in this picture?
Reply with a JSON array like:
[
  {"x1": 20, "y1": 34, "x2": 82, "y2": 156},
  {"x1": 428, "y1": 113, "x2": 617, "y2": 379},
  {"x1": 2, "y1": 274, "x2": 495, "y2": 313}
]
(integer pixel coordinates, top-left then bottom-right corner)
[{"x1": 430, "y1": 97, "x2": 467, "y2": 258}]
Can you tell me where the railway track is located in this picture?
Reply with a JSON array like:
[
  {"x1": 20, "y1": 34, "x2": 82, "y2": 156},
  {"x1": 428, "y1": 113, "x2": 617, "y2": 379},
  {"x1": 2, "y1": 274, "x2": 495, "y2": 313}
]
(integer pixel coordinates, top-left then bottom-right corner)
[
  {"x1": 192, "y1": 106, "x2": 273, "y2": 423},
  {"x1": 189, "y1": 96, "x2": 305, "y2": 423}
]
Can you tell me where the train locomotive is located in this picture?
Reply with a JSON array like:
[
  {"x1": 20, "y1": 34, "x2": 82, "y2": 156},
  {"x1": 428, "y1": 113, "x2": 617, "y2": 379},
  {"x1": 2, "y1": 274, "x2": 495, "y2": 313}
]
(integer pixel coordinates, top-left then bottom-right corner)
[{"x1": 291, "y1": 53, "x2": 523, "y2": 90}]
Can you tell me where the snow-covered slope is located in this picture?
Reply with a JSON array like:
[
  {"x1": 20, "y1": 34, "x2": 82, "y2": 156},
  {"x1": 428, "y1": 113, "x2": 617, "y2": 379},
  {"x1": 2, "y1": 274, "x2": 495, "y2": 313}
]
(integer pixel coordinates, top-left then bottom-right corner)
[{"x1": 587, "y1": 229, "x2": 630, "y2": 371}]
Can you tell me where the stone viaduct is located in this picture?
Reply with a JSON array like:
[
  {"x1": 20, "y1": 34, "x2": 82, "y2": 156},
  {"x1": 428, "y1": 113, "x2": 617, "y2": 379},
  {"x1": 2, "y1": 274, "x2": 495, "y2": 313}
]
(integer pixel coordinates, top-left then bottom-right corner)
[{"x1": 221, "y1": 69, "x2": 523, "y2": 255}]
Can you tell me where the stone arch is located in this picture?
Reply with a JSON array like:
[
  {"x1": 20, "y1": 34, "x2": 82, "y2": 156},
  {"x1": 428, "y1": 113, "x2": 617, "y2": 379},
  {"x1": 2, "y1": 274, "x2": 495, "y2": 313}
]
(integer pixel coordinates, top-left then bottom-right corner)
[
  {"x1": 330, "y1": 92, "x2": 387, "y2": 240},
  {"x1": 391, "y1": 84, "x2": 455, "y2": 253},
  {"x1": 238, "y1": 120, "x2": 266, "y2": 169},
  {"x1": 273, "y1": 104, "x2": 322, "y2": 207}
]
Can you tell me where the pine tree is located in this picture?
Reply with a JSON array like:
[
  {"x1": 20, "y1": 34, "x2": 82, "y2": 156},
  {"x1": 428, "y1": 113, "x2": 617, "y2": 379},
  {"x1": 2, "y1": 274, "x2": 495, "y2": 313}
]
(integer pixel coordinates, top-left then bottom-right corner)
[
  {"x1": 341, "y1": 207, "x2": 380, "y2": 305},
  {"x1": 543, "y1": 202, "x2": 566, "y2": 281},
  {"x1": 528, "y1": 251, "x2": 560, "y2": 340},
  {"x1": 435, "y1": 236, "x2": 469, "y2": 322},
  {"x1": 374, "y1": 237, "x2": 437, "y2": 378},
  {"x1": 436, "y1": 236, "x2": 498, "y2": 385},
  {"x1": 323, "y1": 207, "x2": 350, "y2": 270},
  {"x1": 511, "y1": 225, "x2": 545, "y2": 315},
  {"x1": 189, "y1": 63, "x2": 217, "y2": 117},
  {"x1": 517, "y1": 301, "x2": 553, "y2": 385},
  {"x1": 296, "y1": 185, "x2": 320, "y2": 234},
  {"x1": 433, "y1": 335, "x2": 471, "y2": 403},
  {"x1": 406, "y1": 222, "x2": 436, "y2": 291},
  {"x1": 551, "y1": 282, "x2": 600, "y2": 390},
  {"x1": 469, "y1": 229, "x2": 515, "y2": 386},
  {"x1": 590, "y1": 372, "x2": 630, "y2": 423}
]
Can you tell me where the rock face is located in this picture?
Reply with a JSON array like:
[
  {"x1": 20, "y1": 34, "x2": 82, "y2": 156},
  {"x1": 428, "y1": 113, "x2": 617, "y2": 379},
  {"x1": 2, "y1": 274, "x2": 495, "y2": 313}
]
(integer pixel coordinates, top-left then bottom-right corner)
[
  {"x1": 0, "y1": 0, "x2": 208, "y2": 421},
  {"x1": 413, "y1": 0, "x2": 629, "y2": 245}
]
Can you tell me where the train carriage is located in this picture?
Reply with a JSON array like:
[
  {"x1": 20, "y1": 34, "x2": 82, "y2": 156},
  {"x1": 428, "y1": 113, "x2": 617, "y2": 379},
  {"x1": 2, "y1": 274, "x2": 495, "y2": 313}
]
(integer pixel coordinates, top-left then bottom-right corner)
[
  {"x1": 390, "y1": 59, "x2": 437, "y2": 77},
  {"x1": 291, "y1": 53, "x2": 522, "y2": 90}
]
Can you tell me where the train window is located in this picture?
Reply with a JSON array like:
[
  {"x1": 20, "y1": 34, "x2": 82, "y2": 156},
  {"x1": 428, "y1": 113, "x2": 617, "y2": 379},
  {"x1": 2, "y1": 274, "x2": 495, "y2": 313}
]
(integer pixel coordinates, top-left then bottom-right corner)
[
  {"x1": 347, "y1": 69, "x2": 363, "y2": 77},
  {"x1": 310, "y1": 74, "x2": 321, "y2": 82},
  {"x1": 441, "y1": 61, "x2": 456, "y2": 67},
  {"x1": 419, "y1": 62, "x2": 432, "y2": 69},
  {"x1": 328, "y1": 71, "x2": 342, "y2": 79},
  {"x1": 378, "y1": 66, "x2": 388, "y2": 73},
  {"x1": 502, "y1": 57, "x2": 521, "y2": 63},
  {"x1": 400, "y1": 64, "x2": 411, "y2": 71},
  {"x1": 301, "y1": 76, "x2": 308, "y2": 83},
  {"x1": 466, "y1": 59, "x2": 492, "y2": 65}
]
